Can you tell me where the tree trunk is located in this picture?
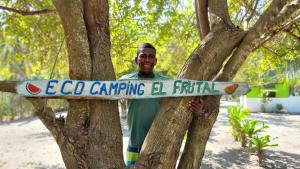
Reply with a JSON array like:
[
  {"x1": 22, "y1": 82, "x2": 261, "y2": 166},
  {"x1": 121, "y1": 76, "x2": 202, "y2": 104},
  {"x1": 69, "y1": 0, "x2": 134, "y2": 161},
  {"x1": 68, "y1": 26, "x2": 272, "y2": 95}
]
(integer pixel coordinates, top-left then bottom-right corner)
[
  {"x1": 178, "y1": 96, "x2": 221, "y2": 169},
  {"x1": 82, "y1": 0, "x2": 124, "y2": 168},
  {"x1": 51, "y1": 0, "x2": 92, "y2": 168},
  {"x1": 51, "y1": 0, "x2": 124, "y2": 168},
  {"x1": 177, "y1": 1, "x2": 299, "y2": 168}
]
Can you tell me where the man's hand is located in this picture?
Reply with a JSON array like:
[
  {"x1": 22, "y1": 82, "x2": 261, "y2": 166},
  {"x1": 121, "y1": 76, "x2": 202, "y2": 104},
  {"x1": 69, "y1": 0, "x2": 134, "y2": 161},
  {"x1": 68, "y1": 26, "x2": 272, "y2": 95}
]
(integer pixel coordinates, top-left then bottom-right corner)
[{"x1": 188, "y1": 97, "x2": 204, "y2": 118}]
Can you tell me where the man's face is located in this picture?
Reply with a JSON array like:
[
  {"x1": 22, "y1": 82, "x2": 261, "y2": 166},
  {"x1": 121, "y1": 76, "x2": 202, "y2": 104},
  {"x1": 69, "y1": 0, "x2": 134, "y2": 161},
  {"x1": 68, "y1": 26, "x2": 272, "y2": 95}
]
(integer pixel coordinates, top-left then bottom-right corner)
[{"x1": 137, "y1": 48, "x2": 157, "y2": 74}]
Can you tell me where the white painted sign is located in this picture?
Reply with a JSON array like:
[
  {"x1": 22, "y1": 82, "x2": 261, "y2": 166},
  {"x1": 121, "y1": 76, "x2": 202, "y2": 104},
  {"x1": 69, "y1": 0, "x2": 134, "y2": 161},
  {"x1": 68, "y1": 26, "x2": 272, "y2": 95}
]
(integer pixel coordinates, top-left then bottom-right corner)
[{"x1": 16, "y1": 79, "x2": 250, "y2": 99}]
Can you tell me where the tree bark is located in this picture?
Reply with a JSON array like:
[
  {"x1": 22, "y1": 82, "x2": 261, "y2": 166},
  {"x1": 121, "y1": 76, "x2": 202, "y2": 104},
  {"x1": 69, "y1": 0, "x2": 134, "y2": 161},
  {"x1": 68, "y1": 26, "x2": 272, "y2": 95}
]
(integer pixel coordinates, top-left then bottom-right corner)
[
  {"x1": 178, "y1": 96, "x2": 221, "y2": 169},
  {"x1": 208, "y1": 0, "x2": 234, "y2": 31},
  {"x1": 134, "y1": 26, "x2": 245, "y2": 169},
  {"x1": 0, "y1": 81, "x2": 17, "y2": 93}
]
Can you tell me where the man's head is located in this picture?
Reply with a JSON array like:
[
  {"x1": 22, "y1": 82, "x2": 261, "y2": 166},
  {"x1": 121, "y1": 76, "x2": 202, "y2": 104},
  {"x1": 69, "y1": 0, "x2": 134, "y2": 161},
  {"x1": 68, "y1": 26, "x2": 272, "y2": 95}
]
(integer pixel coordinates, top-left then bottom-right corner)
[{"x1": 135, "y1": 43, "x2": 157, "y2": 75}]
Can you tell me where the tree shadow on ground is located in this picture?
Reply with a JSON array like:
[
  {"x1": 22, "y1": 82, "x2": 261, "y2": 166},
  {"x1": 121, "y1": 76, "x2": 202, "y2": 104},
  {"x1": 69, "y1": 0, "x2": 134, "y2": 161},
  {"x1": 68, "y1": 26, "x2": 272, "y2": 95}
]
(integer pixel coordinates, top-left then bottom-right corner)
[
  {"x1": 250, "y1": 113, "x2": 300, "y2": 128},
  {"x1": 201, "y1": 148, "x2": 300, "y2": 169},
  {"x1": 262, "y1": 150, "x2": 300, "y2": 169},
  {"x1": 0, "y1": 112, "x2": 68, "y2": 127},
  {"x1": 206, "y1": 129, "x2": 219, "y2": 143},
  {"x1": 26, "y1": 132, "x2": 53, "y2": 142},
  {"x1": 34, "y1": 163, "x2": 65, "y2": 169},
  {"x1": 0, "y1": 116, "x2": 37, "y2": 126},
  {"x1": 201, "y1": 148, "x2": 256, "y2": 169},
  {"x1": 216, "y1": 112, "x2": 229, "y2": 125},
  {"x1": 207, "y1": 114, "x2": 231, "y2": 143}
]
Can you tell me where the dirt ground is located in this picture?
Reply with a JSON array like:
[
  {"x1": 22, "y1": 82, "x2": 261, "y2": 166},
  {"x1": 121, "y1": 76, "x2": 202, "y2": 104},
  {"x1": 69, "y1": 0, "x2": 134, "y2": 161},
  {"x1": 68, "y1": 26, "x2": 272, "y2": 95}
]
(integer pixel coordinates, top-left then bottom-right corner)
[{"x1": 0, "y1": 102, "x2": 299, "y2": 169}]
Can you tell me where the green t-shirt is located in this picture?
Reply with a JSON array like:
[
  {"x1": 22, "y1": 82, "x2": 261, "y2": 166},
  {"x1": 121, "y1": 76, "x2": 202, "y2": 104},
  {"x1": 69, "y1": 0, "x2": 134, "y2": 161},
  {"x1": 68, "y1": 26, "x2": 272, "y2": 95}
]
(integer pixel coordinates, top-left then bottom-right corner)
[{"x1": 119, "y1": 72, "x2": 170, "y2": 148}]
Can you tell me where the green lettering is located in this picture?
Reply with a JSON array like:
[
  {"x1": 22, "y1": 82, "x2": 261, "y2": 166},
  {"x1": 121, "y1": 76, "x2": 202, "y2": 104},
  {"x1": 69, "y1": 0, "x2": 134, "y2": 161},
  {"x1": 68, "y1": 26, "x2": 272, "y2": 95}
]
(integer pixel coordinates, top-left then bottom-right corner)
[
  {"x1": 151, "y1": 82, "x2": 160, "y2": 95},
  {"x1": 212, "y1": 82, "x2": 220, "y2": 94},
  {"x1": 181, "y1": 81, "x2": 190, "y2": 94},
  {"x1": 196, "y1": 81, "x2": 203, "y2": 93},
  {"x1": 159, "y1": 82, "x2": 166, "y2": 95},
  {"x1": 173, "y1": 80, "x2": 182, "y2": 94},
  {"x1": 202, "y1": 82, "x2": 211, "y2": 94},
  {"x1": 188, "y1": 82, "x2": 195, "y2": 94}
]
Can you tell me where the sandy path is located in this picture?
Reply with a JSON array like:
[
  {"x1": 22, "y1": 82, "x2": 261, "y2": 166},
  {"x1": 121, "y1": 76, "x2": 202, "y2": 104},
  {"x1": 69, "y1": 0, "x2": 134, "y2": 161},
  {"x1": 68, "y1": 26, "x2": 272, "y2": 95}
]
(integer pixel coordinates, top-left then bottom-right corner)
[
  {"x1": 1, "y1": 103, "x2": 300, "y2": 169},
  {"x1": 0, "y1": 116, "x2": 65, "y2": 169}
]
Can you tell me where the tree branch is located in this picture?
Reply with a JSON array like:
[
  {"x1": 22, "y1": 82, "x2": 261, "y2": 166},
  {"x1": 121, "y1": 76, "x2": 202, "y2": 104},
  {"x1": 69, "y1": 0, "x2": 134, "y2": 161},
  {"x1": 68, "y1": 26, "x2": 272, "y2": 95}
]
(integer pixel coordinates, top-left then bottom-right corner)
[
  {"x1": 262, "y1": 46, "x2": 284, "y2": 58},
  {"x1": 284, "y1": 29, "x2": 300, "y2": 41},
  {"x1": 28, "y1": 99, "x2": 61, "y2": 137},
  {"x1": 0, "y1": 81, "x2": 17, "y2": 93},
  {"x1": 0, "y1": 5, "x2": 56, "y2": 16},
  {"x1": 254, "y1": 15, "x2": 300, "y2": 50},
  {"x1": 217, "y1": 0, "x2": 300, "y2": 82},
  {"x1": 245, "y1": 0, "x2": 259, "y2": 28},
  {"x1": 240, "y1": 0, "x2": 260, "y2": 17},
  {"x1": 253, "y1": 0, "x2": 299, "y2": 38},
  {"x1": 295, "y1": 23, "x2": 300, "y2": 33},
  {"x1": 28, "y1": 98, "x2": 90, "y2": 168},
  {"x1": 178, "y1": 95, "x2": 222, "y2": 169},
  {"x1": 195, "y1": 0, "x2": 210, "y2": 39}
]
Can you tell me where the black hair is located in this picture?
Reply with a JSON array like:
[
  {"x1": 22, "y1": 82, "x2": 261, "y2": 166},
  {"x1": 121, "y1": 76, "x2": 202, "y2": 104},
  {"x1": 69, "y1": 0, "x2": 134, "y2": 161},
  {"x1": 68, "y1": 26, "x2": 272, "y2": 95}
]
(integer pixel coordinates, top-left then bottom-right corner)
[{"x1": 135, "y1": 43, "x2": 156, "y2": 63}]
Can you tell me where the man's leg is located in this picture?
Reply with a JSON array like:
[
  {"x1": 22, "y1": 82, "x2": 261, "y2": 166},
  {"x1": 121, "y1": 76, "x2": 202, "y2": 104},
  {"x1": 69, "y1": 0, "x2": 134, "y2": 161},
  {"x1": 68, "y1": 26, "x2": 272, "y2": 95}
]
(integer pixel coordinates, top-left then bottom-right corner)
[{"x1": 126, "y1": 146, "x2": 141, "y2": 166}]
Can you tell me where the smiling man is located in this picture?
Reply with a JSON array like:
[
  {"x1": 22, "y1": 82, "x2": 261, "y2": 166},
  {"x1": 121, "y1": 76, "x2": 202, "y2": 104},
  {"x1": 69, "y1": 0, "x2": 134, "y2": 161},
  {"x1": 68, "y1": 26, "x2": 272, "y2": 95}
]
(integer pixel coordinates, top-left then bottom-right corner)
[{"x1": 119, "y1": 43, "x2": 204, "y2": 166}]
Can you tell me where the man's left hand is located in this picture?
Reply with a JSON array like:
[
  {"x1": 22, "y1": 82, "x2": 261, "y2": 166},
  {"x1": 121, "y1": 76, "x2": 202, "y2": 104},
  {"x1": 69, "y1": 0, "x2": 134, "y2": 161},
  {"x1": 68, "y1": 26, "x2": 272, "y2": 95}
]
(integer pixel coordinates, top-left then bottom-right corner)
[{"x1": 188, "y1": 97, "x2": 204, "y2": 118}]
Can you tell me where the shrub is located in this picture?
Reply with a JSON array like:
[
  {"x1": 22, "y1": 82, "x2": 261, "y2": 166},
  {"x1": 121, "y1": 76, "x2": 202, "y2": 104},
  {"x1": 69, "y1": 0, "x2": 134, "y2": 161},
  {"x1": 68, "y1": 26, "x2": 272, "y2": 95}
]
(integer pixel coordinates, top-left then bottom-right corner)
[
  {"x1": 242, "y1": 120, "x2": 269, "y2": 149},
  {"x1": 250, "y1": 135, "x2": 278, "y2": 166},
  {"x1": 227, "y1": 105, "x2": 249, "y2": 147}
]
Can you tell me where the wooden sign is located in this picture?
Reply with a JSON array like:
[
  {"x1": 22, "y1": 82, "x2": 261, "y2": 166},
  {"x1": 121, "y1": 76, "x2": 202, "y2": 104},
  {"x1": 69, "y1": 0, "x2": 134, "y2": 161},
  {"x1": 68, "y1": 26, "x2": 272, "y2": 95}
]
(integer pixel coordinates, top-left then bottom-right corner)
[{"x1": 16, "y1": 79, "x2": 250, "y2": 99}]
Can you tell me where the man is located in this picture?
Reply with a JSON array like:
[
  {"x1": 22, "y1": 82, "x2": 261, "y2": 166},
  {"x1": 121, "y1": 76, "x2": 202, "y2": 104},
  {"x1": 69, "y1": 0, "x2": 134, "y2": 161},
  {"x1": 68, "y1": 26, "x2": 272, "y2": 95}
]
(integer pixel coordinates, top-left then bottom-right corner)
[{"x1": 119, "y1": 43, "x2": 204, "y2": 166}]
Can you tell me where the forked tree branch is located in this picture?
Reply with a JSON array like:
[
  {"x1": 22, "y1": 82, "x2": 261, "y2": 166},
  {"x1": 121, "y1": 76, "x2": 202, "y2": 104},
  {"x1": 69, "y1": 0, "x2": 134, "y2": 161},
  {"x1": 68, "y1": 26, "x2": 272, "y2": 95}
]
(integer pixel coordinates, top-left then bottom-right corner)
[
  {"x1": 0, "y1": 5, "x2": 56, "y2": 16},
  {"x1": 179, "y1": 3, "x2": 299, "y2": 167}
]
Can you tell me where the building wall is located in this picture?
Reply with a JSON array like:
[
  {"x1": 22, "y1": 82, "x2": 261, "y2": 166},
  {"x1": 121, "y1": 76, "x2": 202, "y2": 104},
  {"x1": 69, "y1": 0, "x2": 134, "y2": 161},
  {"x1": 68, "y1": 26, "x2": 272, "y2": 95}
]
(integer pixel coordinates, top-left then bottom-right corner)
[
  {"x1": 246, "y1": 83, "x2": 289, "y2": 98},
  {"x1": 240, "y1": 96, "x2": 300, "y2": 113}
]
